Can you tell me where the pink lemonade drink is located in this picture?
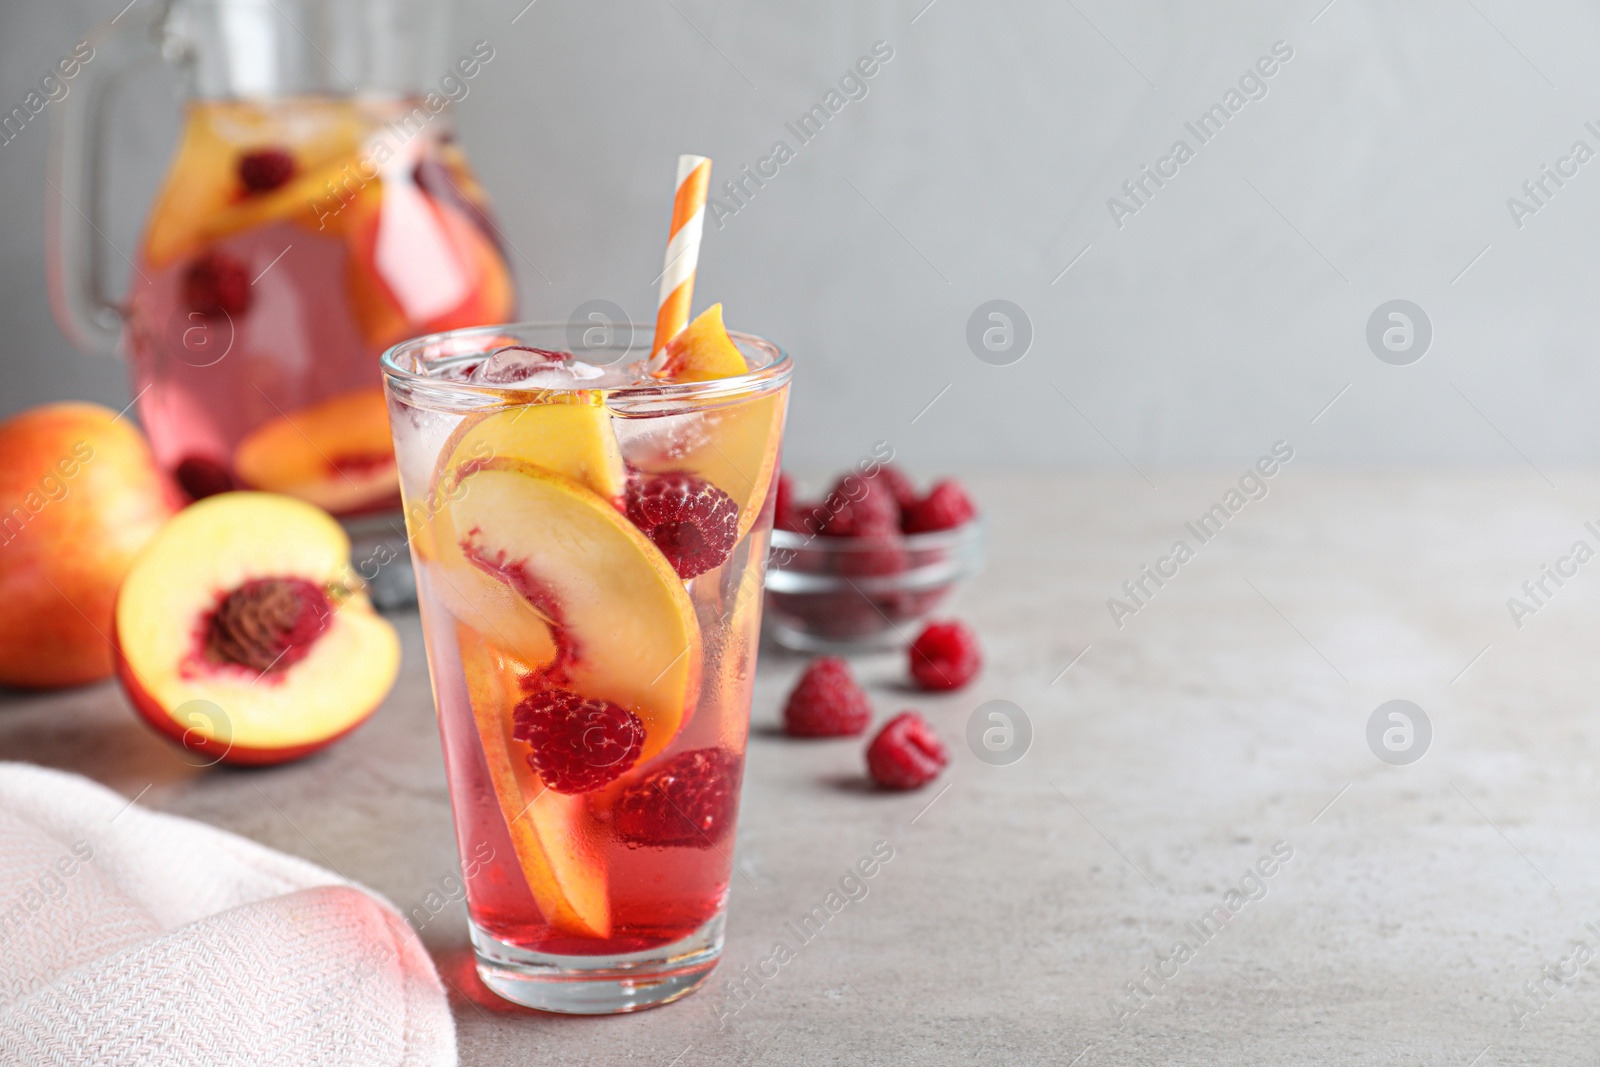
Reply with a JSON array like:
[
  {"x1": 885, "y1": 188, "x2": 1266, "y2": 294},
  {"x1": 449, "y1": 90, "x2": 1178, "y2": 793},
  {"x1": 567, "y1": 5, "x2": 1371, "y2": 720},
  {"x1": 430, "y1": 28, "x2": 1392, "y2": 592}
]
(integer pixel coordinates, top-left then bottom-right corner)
[
  {"x1": 125, "y1": 98, "x2": 516, "y2": 513},
  {"x1": 381, "y1": 321, "x2": 789, "y2": 1013}
]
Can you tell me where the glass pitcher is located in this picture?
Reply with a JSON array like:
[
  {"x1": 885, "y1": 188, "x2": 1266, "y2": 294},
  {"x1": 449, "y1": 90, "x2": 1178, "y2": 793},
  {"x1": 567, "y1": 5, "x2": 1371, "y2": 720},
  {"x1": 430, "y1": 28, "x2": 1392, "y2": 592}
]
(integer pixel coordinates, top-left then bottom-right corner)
[{"x1": 48, "y1": 0, "x2": 516, "y2": 516}]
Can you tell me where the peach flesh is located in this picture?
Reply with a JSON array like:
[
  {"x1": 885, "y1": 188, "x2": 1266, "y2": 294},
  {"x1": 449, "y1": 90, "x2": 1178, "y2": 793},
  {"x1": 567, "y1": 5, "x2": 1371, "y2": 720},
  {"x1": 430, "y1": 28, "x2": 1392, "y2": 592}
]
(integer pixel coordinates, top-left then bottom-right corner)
[{"x1": 458, "y1": 535, "x2": 575, "y2": 676}]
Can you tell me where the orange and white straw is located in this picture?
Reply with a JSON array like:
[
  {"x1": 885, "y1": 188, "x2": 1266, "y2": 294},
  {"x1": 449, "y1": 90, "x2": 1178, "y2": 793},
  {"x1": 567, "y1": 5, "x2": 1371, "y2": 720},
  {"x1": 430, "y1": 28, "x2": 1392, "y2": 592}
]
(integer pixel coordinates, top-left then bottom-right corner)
[{"x1": 650, "y1": 154, "x2": 712, "y2": 367}]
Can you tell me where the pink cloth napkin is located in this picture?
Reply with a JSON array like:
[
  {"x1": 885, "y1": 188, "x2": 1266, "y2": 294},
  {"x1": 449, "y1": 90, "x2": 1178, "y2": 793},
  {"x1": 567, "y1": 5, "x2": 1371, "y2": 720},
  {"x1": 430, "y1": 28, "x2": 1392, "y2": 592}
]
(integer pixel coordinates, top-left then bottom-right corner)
[{"x1": 0, "y1": 763, "x2": 455, "y2": 1066}]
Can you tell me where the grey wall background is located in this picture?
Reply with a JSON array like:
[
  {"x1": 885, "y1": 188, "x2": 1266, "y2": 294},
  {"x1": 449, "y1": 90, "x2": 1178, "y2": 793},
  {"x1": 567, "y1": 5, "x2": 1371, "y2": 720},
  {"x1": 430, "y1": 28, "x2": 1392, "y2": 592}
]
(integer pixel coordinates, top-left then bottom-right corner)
[{"x1": 2, "y1": 0, "x2": 1598, "y2": 472}]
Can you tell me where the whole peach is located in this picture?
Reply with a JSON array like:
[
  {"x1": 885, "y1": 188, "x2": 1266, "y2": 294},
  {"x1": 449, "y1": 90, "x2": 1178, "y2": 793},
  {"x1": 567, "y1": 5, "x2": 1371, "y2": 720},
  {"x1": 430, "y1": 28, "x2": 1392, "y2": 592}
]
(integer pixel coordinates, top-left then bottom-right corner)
[{"x1": 0, "y1": 402, "x2": 176, "y2": 688}]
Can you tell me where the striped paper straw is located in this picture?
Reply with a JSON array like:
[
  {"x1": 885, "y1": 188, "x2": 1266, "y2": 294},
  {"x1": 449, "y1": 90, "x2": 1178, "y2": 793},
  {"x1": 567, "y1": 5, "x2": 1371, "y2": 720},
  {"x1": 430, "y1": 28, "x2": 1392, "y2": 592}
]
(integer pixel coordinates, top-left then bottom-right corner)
[{"x1": 650, "y1": 154, "x2": 712, "y2": 366}]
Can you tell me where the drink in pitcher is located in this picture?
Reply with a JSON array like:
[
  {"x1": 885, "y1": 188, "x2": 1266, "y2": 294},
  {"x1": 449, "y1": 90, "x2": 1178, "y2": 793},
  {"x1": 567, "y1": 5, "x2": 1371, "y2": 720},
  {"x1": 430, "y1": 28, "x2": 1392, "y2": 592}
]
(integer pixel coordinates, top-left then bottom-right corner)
[
  {"x1": 125, "y1": 97, "x2": 516, "y2": 512},
  {"x1": 50, "y1": 0, "x2": 514, "y2": 524}
]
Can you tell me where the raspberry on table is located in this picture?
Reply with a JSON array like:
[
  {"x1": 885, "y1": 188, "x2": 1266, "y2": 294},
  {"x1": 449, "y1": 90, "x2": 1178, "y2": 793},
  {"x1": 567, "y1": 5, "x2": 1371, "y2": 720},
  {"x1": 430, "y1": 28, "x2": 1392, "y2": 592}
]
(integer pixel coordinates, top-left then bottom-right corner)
[
  {"x1": 866, "y1": 711, "x2": 947, "y2": 789},
  {"x1": 183, "y1": 251, "x2": 252, "y2": 318},
  {"x1": 626, "y1": 471, "x2": 740, "y2": 579},
  {"x1": 512, "y1": 686, "x2": 644, "y2": 794},
  {"x1": 908, "y1": 620, "x2": 982, "y2": 690},
  {"x1": 819, "y1": 473, "x2": 899, "y2": 537},
  {"x1": 238, "y1": 148, "x2": 297, "y2": 194},
  {"x1": 614, "y1": 747, "x2": 742, "y2": 848},
  {"x1": 901, "y1": 479, "x2": 977, "y2": 534},
  {"x1": 783, "y1": 656, "x2": 873, "y2": 737}
]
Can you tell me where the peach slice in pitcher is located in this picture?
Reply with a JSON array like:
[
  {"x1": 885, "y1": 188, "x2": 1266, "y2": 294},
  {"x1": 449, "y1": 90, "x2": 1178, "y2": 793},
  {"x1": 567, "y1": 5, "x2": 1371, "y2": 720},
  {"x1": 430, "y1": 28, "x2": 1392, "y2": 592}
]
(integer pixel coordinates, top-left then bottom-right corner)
[
  {"x1": 442, "y1": 458, "x2": 700, "y2": 765},
  {"x1": 201, "y1": 151, "x2": 365, "y2": 241},
  {"x1": 144, "y1": 102, "x2": 366, "y2": 269},
  {"x1": 457, "y1": 622, "x2": 609, "y2": 938},
  {"x1": 344, "y1": 180, "x2": 516, "y2": 350},
  {"x1": 114, "y1": 493, "x2": 400, "y2": 765},
  {"x1": 422, "y1": 402, "x2": 626, "y2": 668},
  {"x1": 233, "y1": 386, "x2": 398, "y2": 515}
]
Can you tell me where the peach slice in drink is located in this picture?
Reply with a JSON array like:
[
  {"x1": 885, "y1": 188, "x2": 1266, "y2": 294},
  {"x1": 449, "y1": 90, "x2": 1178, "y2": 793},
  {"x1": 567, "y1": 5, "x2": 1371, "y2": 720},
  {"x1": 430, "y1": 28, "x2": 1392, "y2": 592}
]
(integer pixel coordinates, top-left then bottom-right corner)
[
  {"x1": 233, "y1": 386, "x2": 397, "y2": 514},
  {"x1": 443, "y1": 458, "x2": 701, "y2": 764},
  {"x1": 434, "y1": 400, "x2": 626, "y2": 508},
  {"x1": 456, "y1": 621, "x2": 609, "y2": 939},
  {"x1": 672, "y1": 392, "x2": 786, "y2": 540},
  {"x1": 423, "y1": 402, "x2": 626, "y2": 670},
  {"x1": 657, "y1": 303, "x2": 748, "y2": 383},
  {"x1": 642, "y1": 306, "x2": 786, "y2": 539}
]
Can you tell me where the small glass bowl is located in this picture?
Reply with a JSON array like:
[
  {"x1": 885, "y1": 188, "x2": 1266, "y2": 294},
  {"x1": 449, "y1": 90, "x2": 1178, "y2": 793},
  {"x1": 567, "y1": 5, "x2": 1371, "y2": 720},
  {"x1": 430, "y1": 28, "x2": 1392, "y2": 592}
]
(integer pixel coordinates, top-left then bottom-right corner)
[{"x1": 762, "y1": 520, "x2": 985, "y2": 653}]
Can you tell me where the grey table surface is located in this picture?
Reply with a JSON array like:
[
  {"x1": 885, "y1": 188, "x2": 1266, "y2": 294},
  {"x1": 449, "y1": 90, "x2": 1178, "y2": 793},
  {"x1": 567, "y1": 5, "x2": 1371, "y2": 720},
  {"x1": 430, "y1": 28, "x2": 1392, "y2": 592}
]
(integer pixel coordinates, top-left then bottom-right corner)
[{"x1": 4, "y1": 470, "x2": 1599, "y2": 1066}]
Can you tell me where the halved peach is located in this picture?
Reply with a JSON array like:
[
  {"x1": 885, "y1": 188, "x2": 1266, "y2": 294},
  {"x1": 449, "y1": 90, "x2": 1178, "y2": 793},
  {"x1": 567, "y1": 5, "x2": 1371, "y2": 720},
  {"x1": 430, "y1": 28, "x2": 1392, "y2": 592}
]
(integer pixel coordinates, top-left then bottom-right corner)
[
  {"x1": 655, "y1": 303, "x2": 748, "y2": 383},
  {"x1": 422, "y1": 402, "x2": 627, "y2": 668},
  {"x1": 233, "y1": 386, "x2": 398, "y2": 515},
  {"x1": 444, "y1": 458, "x2": 700, "y2": 764},
  {"x1": 114, "y1": 492, "x2": 400, "y2": 765},
  {"x1": 457, "y1": 622, "x2": 609, "y2": 938}
]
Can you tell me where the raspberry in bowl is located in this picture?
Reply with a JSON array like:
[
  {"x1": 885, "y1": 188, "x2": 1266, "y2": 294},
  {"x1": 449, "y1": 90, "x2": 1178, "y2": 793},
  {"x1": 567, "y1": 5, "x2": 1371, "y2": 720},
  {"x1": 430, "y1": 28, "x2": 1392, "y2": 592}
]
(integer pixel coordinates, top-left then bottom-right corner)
[{"x1": 763, "y1": 466, "x2": 984, "y2": 653}]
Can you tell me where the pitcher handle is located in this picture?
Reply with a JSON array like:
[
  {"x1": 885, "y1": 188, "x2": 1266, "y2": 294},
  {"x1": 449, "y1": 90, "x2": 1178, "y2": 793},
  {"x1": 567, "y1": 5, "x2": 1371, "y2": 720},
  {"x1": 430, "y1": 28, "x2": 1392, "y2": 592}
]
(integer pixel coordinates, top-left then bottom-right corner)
[{"x1": 46, "y1": 7, "x2": 166, "y2": 357}]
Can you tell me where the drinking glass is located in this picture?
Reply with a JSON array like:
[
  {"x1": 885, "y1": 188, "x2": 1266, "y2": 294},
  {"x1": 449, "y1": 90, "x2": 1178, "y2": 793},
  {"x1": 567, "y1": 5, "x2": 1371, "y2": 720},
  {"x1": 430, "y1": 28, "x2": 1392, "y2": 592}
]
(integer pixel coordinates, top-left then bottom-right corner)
[{"x1": 381, "y1": 322, "x2": 790, "y2": 1013}]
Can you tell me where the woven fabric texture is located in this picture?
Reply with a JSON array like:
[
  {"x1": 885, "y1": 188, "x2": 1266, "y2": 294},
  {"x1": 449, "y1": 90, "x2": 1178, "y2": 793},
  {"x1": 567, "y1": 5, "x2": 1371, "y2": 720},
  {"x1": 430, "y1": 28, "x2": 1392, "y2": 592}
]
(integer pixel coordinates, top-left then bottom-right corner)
[{"x1": 0, "y1": 763, "x2": 456, "y2": 1067}]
